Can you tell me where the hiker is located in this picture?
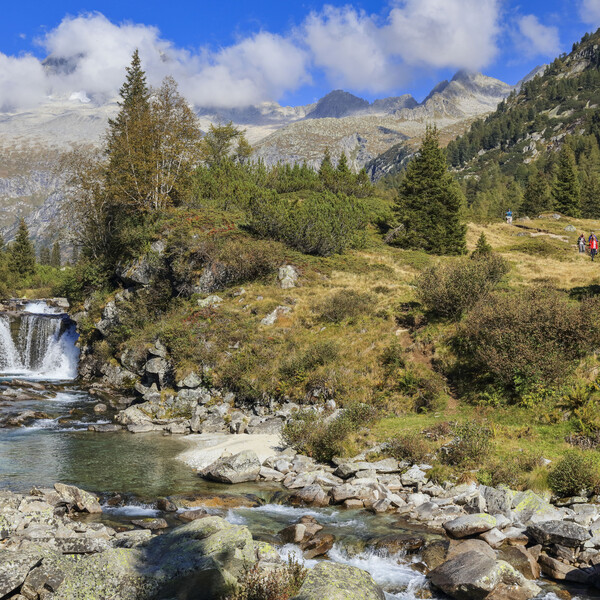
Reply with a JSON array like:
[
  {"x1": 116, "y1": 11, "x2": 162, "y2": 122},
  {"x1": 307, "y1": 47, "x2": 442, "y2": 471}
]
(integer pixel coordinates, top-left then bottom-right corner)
[
  {"x1": 578, "y1": 234, "x2": 586, "y2": 253},
  {"x1": 506, "y1": 209, "x2": 513, "y2": 225},
  {"x1": 590, "y1": 232, "x2": 598, "y2": 261}
]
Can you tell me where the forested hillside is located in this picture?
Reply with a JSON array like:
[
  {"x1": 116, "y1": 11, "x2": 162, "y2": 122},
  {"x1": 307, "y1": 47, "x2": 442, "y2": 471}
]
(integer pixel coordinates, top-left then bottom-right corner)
[{"x1": 445, "y1": 29, "x2": 600, "y2": 221}]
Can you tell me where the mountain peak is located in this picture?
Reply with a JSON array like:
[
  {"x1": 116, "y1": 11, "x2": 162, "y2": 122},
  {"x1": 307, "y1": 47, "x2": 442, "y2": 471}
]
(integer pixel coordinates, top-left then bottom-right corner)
[{"x1": 306, "y1": 90, "x2": 369, "y2": 119}]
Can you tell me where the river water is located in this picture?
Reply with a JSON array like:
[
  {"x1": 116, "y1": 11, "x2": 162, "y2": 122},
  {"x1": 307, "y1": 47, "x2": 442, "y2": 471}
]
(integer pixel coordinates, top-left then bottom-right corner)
[{"x1": 0, "y1": 302, "x2": 593, "y2": 599}]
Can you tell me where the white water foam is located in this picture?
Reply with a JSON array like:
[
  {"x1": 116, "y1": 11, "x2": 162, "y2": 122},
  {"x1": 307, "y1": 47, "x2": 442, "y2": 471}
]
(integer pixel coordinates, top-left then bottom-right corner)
[
  {"x1": 23, "y1": 302, "x2": 61, "y2": 315},
  {"x1": 278, "y1": 543, "x2": 429, "y2": 599},
  {"x1": 0, "y1": 317, "x2": 21, "y2": 371},
  {"x1": 102, "y1": 503, "x2": 161, "y2": 517}
]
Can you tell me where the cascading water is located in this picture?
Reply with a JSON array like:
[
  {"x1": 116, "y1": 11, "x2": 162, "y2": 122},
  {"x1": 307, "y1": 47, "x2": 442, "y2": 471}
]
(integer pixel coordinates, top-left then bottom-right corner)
[{"x1": 0, "y1": 303, "x2": 79, "y2": 379}]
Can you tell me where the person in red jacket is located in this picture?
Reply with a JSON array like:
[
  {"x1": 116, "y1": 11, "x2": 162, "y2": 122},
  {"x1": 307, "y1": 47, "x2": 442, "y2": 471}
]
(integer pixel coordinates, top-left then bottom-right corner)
[{"x1": 589, "y1": 232, "x2": 598, "y2": 261}]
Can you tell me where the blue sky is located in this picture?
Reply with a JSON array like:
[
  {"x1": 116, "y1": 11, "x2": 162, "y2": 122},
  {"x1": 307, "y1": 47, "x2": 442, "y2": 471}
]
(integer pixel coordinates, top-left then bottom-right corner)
[{"x1": 0, "y1": 1, "x2": 599, "y2": 110}]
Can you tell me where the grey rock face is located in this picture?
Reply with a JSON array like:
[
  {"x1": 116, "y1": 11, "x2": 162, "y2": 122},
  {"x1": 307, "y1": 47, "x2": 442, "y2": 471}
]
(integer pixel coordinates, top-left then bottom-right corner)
[
  {"x1": 0, "y1": 550, "x2": 42, "y2": 597},
  {"x1": 278, "y1": 265, "x2": 299, "y2": 289},
  {"x1": 528, "y1": 520, "x2": 592, "y2": 548},
  {"x1": 201, "y1": 450, "x2": 261, "y2": 484},
  {"x1": 54, "y1": 483, "x2": 102, "y2": 514}
]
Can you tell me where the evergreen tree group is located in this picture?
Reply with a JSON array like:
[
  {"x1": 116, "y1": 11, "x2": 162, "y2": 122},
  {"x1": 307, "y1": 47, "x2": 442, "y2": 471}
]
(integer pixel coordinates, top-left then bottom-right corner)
[{"x1": 10, "y1": 219, "x2": 36, "y2": 276}]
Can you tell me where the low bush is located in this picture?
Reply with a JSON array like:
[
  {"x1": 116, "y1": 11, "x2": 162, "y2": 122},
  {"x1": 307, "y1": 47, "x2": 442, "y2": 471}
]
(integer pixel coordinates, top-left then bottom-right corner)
[
  {"x1": 168, "y1": 230, "x2": 280, "y2": 296},
  {"x1": 317, "y1": 290, "x2": 373, "y2": 323},
  {"x1": 507, "y1": 237, "x2": 569, "y2": 261},
  {"x1": 444, "y1": 422, "x2": 493, "y2": 468},
  {"x1": 395, "y1": 364, "x2": 449, "y2": 413},
  {"x1": 547, "y1": 451, "x2": 600, "y2": 497},
  {"x1": 454, "y1": 288, "x2": 600, "y2": 394},
  {"x1": 387, "y1": 432, "x2": 433, "y2": 463},
  {"x1": 279, "y1": 341, "x2": 339, "y2": 381},
  {"x1": 248, "y1": 190, "x2": 367, "y2": 256},
  {"x1": 477, "y1": 452, "x2": 544, "y2": 489},
  {"x1": 281, "y1": 403, "x2": 378, "y2": 463},
  {"x1": 226, "y1": 555, "x2": 307, "y2": 600},
  {"x1": 416, "y1": 254, "x2": 509, "y2": 320}
]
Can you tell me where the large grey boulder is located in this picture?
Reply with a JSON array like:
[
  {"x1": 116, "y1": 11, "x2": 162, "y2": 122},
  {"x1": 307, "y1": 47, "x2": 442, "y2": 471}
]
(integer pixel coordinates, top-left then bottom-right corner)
[
  {"x1": 293, "y1": 561, "x2": 385, "y2": 600},
  {"x1": 54, "y1": 483, "x2": 102, "y2": 514},
  {"x1": 201, "y1": 451, "x2": 261, "y2": 484},
  {"x1": 116, "y1": 251, "x2": 162, "y2": 287},
  {"x1": 480, "y1": 486, "x2": 514, "y2": 517},
  {"x1": 528, "y1": 520, "x2": 591, "y2": 548},
  {"x1": 511, "y1": 490, "x2": 562, "y2": 526},
  {"x1": 429, "y1": 551, "x2": 541, "y2": 600},
  {"x1": 443, "y1": 514, "x2": 497, "y2": 539}
]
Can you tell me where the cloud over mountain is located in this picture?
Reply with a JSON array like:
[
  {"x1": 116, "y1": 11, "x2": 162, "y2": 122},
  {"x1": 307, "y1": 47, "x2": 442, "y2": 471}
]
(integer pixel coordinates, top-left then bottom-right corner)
[{"x1": 0, "y1": 2, "x2": 571, "y2": 111}]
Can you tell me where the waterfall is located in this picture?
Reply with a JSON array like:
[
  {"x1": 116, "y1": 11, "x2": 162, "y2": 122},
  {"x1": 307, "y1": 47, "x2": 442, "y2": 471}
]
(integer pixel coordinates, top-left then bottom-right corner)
[
  {"x1": 0, "y1": 317, "x2": 21, "y2": 370},
  {"x1": 0, "y1": 304, "x2": 79, "y2": 380}
]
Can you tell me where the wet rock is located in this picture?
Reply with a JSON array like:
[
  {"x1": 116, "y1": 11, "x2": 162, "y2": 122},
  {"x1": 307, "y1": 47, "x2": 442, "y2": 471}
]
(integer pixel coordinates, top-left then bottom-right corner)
[
  {"x1": 429, "y1": 551, "x2": 541, "y2": 600},
  {"x1": 528, "y1": 520, "x2": 591, "y2": 548},
  {"x1": 178, "y1": 509, "x2": 209, "y2": 523},
  {"x1": 443, "y1": 514, "x2": 497, "y2": 539},
  {"x1": 293, "y1": 561, "x2": 385, "y2": 600},
  {"x1": 200, "y1": 450, "x2": 261, "y2": 484},
  {"x1": 54, "y1": 483, "x2": 102, "y2": 514},
  {"x1": 131, "y1": 518, "x2": 168, "y2": 531},
  {"x1": 375, "y1": 534, "x2": 426, "y2": 555},
  {"x1": 93, "y1": 403, "x2": 108, "y2": 414},
  {"x1": 302, "y1": 533, "x2": 335, "y2": 559},
  {"x1": 156, "y1": 498, "x2": 177, "y2": 512}
]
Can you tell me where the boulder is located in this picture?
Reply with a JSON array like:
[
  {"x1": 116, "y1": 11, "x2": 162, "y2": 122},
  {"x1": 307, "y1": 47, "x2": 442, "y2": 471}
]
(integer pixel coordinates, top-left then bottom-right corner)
[
  {"x1": 131, "y1": 518, "x2": 168, "y2": 530},
  {"x1": 0, "y1": 550, "x2": 42, "y2": 597},
  {"x1": 480, "y1": 486, "x2": 514, "y2": 517},
  {"x1": 293, "y1": 561, "x2": 385, "y2": 600},
  {"x1": 53, "y1": 483, "x2": 102, "y2": 514},
  {"x1": 279, "y1": 265, "x2": 299, "y2": 289},
  {"x1": 511, "y1": 490, "x2": 562, "y2": 526},
  {"x1": 197, "y1": 295, "x2": 223, "y2": 309},
  {"x1": 528, "y1": 520, "x2": 591, "y2": 548},
  {"x1": 201, "y1": 451, "x2": 261, "y2": 484},
  {"x1": 401, "y1": 465, "x2": 427, "y2": 486},
  {"x1": 429, "y1": 551, "x2": 541, "y2": 600},
  {"x1": 538, "y1": 554, "x2": 590, "y2": 583},
  {"x1": 261, "y1": 306, "x2": 292, "y2": 326},
  {"x1": 498, "y1": 545, "x2": 541, "y2": 580},
  {"x1": 302, "y1": 533, "x2": 335, "y2": 559},
  {"x1": 443, "y1": 514, "x2": 497, "y2": 539}
]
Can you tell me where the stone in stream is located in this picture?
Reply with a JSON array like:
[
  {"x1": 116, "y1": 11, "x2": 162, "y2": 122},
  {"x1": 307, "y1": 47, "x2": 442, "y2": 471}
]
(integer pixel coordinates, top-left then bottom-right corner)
[
  {"x1": 443, "y1": 513, "x2": 497, "y2": 538},
  {"x1": 156, "y1": 497, "x2": 177, "y2": 512},
  {"x1": 429, "y1": 551, "x2": 541, "y2": 600},
  {"x1": 293, "y1": 561, "x2": 385, "y2": 600},
  {"x1": 178, "y1": 509, "x2": 209, "y2": 522},
  {"x1": 53, "y1": 483, "x2": 102, "y2": 514},
  {"x1": 200, "y1": 450, "x2": 261, "y2": 484},
  {"x1": 93, "y1": 403, "x2": 108, "y2": 414},
  {"x1": 131, "y1": 518, "x2": 168, "y2": 531},
  {"x1": 301, "y1": 533, "x2": 335, "y2": 559}
]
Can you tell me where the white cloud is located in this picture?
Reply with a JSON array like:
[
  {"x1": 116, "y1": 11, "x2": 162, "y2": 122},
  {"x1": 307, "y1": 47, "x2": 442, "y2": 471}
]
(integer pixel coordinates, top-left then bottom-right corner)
[
  {"x1": 0, "y1": 4, "x2": 504, "y2": 110},
  {"x1": 385, "y1": 0, "x2": 501, "y2": 70},
  {"x1": 580, "y1": 0, "x2": 600, "y2": 24},
  {"x1": 515, "y1": 15, "x2": 560, "y2": 57}
]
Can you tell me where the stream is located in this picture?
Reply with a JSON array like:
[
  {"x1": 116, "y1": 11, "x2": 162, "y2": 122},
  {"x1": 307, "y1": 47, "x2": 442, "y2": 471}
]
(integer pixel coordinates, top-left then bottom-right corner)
[{"x1": 0, "y1": 301, "x2": 595, "y2": 599}]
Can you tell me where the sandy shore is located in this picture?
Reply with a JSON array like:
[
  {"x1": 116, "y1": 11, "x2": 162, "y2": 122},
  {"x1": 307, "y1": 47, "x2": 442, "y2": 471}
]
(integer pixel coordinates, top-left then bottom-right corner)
[{"x1": 177, "y1": 433, "x2": 284, "y2": 471}]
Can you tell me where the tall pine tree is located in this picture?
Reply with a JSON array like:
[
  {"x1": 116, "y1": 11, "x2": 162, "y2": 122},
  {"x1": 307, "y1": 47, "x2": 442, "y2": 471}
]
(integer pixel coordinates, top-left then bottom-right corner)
[
  {"x1": 51, "y1": 242, "x2": 61, "y2": 268},
  {"x1": 10, "y1": 219, "x2": 36, "y2": 276},
  {"x1": 394, "y1": 127, "x2": 466, "y2": 255},
  {"x1": 552, "y1": 144, "x2": 581, "y2": 217},
  {"x1": 521, "y1": 171, "x2": 552, "y2": 216}
]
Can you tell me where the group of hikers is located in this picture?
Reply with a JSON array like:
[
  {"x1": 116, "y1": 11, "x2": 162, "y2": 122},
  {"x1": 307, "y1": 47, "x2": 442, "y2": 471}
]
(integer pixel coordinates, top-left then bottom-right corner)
[
  {"x1": 578, "y1": 232, "x2": 599, "y2": 260},
  {"x1": 505, "y1": 209, "x2": 599, "y2": 261}
]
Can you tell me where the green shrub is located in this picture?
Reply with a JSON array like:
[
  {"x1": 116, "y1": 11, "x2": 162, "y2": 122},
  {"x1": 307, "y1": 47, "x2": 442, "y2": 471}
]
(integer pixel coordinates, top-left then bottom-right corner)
[
  {"x1": 477, "y1": 452, "x2": 543, "y2": 489},
  {"x1": 394, "y1": 365, "x2": 449, "y2": 413},
  {"x1": 416, "y1": 254, "x2": 509, "y2": 319},
  {"x1": 508, "y1": 237, "x2": 569, "y2": 261},
  {"x1": 248, "y1": 190, "x2": 367, "y2": 256},
  {"x1": 226, "y1": 555, "x2": 307, "y2": 600},
  {"x1": 444, "y1": 422, "x2": 493, "y2": 468},
  {"x1": 281, "y1": 403, "x2": 377, "y2": 463},
  {"x1": 168, "y1": 231, "x2": 279, "y2": 295},
  {"x1": 317, "y1": 290, "x2": 373, "y2": 323},
  {"x1": 548, "y1": 451, "x2": 600, "y2": 497},
  {"x1": 387, "y1": 432, "x2": 433, "y2": 463},
  {"x1": 454, "y1": 288, "x2": 600, "y2": 393},
  {"x1": 279, "y1": 341, "x2": 339, "y2": 380}
]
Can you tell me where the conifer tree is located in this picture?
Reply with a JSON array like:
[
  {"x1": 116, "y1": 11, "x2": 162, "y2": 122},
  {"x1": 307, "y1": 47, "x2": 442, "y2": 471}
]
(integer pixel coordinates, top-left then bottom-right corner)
[
  {"x1": 39, "y1": 246, "x2": 51, "y2": 265},
  {"x1": 51, "y1": 242, "x2": 61, "y2": 268},
  {"x1": 552, "y1": 144, "x2": 581, "y2": 217},
  {"x1": 10, "y1": 219, "x2": 36, "y2": 276},
  {"x1": 394, "y1": 127, "x2": 466, "y2": 255},
  {"x1": 336, "y1": 152, "x2": 350, "y2": 175},
  {"x1": 471, "y1": 232, "x2": 493, "y2": 258},
  {"x1": 521, "y1": 171, "x2": 552, "y2": 216}
]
